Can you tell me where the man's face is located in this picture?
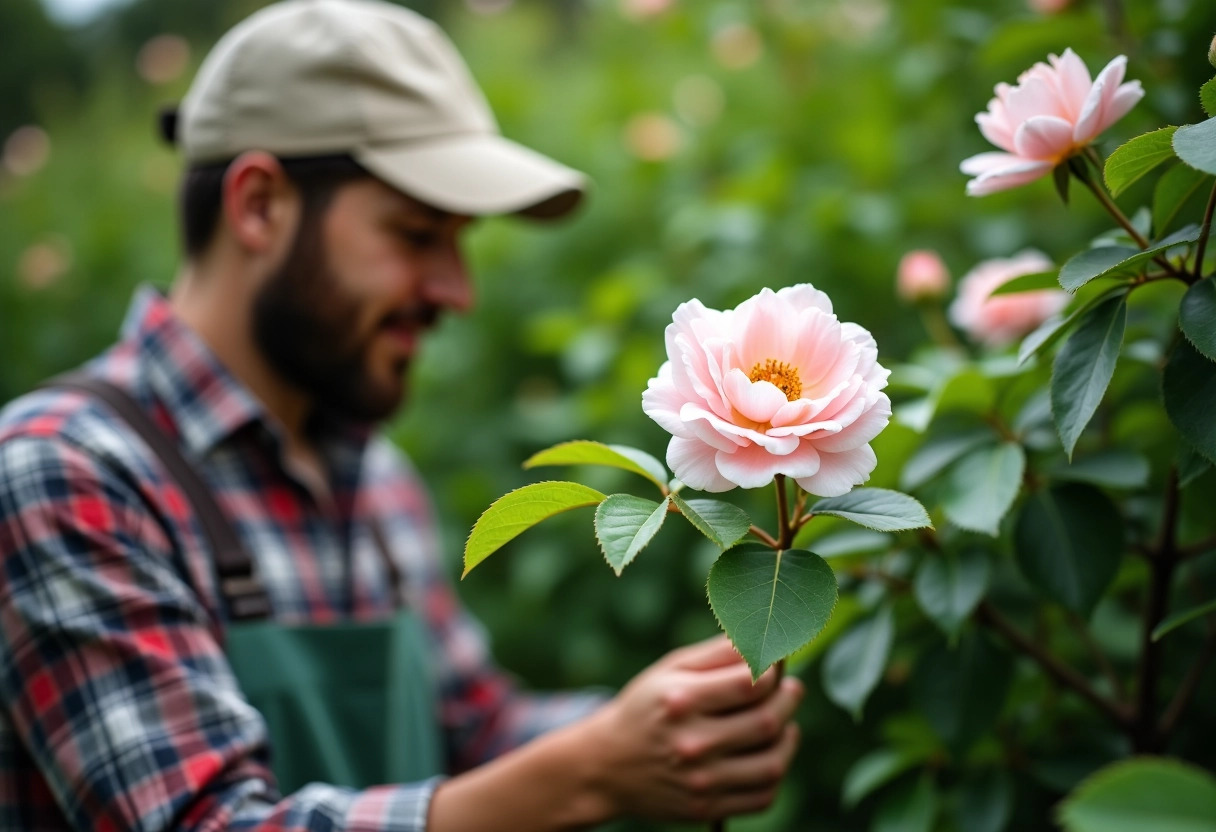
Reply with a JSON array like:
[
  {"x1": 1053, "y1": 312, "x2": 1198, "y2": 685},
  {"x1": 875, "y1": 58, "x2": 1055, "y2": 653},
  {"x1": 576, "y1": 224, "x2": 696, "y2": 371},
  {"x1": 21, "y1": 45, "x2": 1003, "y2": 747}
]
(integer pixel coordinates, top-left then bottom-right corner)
[{"x1": 252, "y1": 177, "x2": 473, "y2": 423}]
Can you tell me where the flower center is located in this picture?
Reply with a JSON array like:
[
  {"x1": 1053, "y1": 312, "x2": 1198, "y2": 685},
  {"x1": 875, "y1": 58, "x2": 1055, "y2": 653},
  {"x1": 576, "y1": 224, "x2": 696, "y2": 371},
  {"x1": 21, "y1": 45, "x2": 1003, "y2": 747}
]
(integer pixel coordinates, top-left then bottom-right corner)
[{"x1": 749, "y1": 358, "x2": 802, "y2": 402}]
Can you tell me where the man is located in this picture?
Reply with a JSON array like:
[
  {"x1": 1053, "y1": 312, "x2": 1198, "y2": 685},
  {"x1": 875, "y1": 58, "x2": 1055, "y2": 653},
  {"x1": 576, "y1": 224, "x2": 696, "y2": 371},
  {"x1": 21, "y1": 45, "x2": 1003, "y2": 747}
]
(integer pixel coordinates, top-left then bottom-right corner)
[{"x1": 0, "y1": 1, "x2": 802, "y2": 829}]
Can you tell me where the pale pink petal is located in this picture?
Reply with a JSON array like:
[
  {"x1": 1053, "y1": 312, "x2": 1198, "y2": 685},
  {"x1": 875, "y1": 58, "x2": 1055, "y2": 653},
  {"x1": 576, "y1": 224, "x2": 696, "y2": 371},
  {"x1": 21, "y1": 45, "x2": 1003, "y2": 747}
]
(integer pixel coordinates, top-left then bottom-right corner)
[
  {"x1": 715, "y1": 441, "x2": 821, "y2": 490},
  {"x1": 734, "y1": 288, "x2": 797, "y2": 372},
  {"x1": 965, "y1": 159, "x2": 1053, "y2": 195},
  {"x1": 770, "y1": 398, "x2": 816, "y2": 428},
  {"x1": 1004, "y1": 76, "x2": 1066, "y2": 123},
  {"x1": 789, "y1": 309, "x2": 844, "y2": 388},
  {"x1": 960, "y1": 151, "x2": 1027, "y2": 175},
  {"x1": 1051, "y1": 48, "x2": 1093, "y2": 120},
  {"x1": 641, "y1": 363, "x2": 696, "y2": 439},
  {"x1": 678, "y1": 403, "x2": 752, "y2": 450},
  {"x1": 1101, "y1": 81, "x2": 1144, "y2": 131},
  {"x1": 1013, "y1": 115, "x2": 1075, "y2": 160},
  {"x1": 776, "y1": 283, "x2": 834, "y2": 315},
  {"x1": 1074, "y1": 56, "x2": 1129, "y2": 143},
  {"x1": 794, "y1": 444, "x2": 878, "y2": 497},
  {"x1": 977, "y1": 109, "x2": 1016, "y2": 153},
  {"x1": 723, "y1": 368, "x2": 789, "y2": 424},
  {"x1": 811, "y1": 394, "x2": 892, "y2": 453},
  {"x1": 668, "y1": 437, "x2": 736, "y2": 492}
]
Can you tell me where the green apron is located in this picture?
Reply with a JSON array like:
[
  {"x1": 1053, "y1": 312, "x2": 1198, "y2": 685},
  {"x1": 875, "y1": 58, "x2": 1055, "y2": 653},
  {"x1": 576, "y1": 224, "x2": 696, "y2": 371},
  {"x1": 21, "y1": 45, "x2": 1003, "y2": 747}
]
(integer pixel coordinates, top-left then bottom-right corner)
[{"x1": 50, "y1": 374, "x2": 446, "y2": 793}]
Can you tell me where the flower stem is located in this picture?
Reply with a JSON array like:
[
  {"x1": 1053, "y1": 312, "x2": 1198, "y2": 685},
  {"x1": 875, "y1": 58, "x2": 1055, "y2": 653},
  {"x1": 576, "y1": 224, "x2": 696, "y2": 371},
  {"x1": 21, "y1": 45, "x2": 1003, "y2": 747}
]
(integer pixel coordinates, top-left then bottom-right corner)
[
  {"x1": 917, "y1": 301, "x2": 963, "y2": 350},
  {"x1": 1077, "y1": 164, "x2": 1186, "y2": 279},
  {"x1": 775, "y1": 475, "x2": 793, "y2": 549}
]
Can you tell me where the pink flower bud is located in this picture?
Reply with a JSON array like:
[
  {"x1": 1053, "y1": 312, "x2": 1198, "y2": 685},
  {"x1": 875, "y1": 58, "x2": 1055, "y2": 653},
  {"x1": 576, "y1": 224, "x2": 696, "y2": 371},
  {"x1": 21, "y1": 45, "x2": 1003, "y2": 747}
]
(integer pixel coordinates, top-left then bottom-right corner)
[
  {"x1": 1028, "y1": 0, "x2": 1071, "y2": 14},
  {"x1": 897, "y1": 250, "x2": 950, "y2": 302}
]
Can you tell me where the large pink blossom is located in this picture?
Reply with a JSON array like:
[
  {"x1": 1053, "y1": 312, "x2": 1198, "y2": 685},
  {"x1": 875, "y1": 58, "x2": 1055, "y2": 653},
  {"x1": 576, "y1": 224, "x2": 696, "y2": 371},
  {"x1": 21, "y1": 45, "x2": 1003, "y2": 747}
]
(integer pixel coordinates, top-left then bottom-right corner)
[
  {"x1": 642, "y1": 285, "x2": 891, "y2": 496},
  {"x1": 948, "y1": 251, "x2": 1069, "y2": 347},
  {"x1": 961, "y1": 49, "x2": 1143, "y2": 196}
]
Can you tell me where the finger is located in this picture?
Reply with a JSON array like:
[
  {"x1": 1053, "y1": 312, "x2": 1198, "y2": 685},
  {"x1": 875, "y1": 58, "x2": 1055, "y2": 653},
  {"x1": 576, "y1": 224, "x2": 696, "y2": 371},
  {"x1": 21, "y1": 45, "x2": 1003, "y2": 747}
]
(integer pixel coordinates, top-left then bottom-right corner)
[
  {"x1": 694, "y1": 724, "x2": 800, "y2": 795},
  {"x1": 666, "y1": 635, "x2": 745, "y2": 671},
  {"x1": 668, "y1": 662, "x2": 780, "y2": 718},
  {"x1": 684, "y1": 678, "x2": 803, "y2": 758}
]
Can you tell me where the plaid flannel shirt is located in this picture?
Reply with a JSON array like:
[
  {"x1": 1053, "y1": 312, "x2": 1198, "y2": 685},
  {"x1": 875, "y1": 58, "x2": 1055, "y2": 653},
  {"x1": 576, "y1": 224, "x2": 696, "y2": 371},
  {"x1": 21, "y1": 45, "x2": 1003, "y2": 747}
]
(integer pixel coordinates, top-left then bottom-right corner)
[{"x1": 0, "y1": 287, "x2": 603, "y2": 831}]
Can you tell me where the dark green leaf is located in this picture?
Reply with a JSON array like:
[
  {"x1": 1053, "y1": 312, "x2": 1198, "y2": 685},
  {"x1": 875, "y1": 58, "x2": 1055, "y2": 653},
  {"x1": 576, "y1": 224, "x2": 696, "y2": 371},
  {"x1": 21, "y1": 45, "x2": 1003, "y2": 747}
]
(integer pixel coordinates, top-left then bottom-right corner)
[
  {"x1": 1018, "y1": 284, "x2": 1129, "y2": 366},
  {"x1": 463, "y1": 482, "x2": 606, "y2": 577},
  {"x1": 989, "y1": 270, "x2": 1061, "y2": 296},
  {"x1": 841, "y1": 748, "x2": 924, "y2": 810},
  {"x1": 1051, "y1": 295, "x2": 1127, "y2": 458},
  {"x1": 1057, "y1": 758, "x2": 1216, "y2": 832},
  {"x1": 912, "y1": 633, "x2": 1013, "y2": 758},
  {"x1": 901, "y1": 429, "x2": 997, "y2": 490},
  {"x1": 1179, "y1": 442, "x2": 1212, "y2": 487},
  {"x1": 914, "y1": 547, "x2": 991, "y2": 643},
  {"x1": 669, "y1": 492, "x2": 750, "y2": 550},
  {"x1": 1180, "y1": 277, "x2": 1216, "y2": 362},
  {"x1": 1164, "y1": 339, "x2": 1216, "y2": 463},
  {"x1": 1059, "y1": 246, "x2": 1139, "y2": 292},
  {"x1": 1104, "y1": 126, "x2": 1179, "y2": 197},
  {"x1": 1175, "y1": 117, "x2": 1216, "y2": 176},
  {"x1": 1050, "y1": 449, "x2": 1151, "y2": 489},
  {"x1": 594, "y1": 494, "x2": 668, "y2": 575},
  {"x1": 810, "y1": 487, "x2": 933, "y2": 532},
  {"x1": 1152, "y1": 598, "x2": 1216, "y2": 641},
  {"x1": 941, "y1": 443, "x2": 1026, "y2": 536},
  {"x1": 1203, "y1": 77, "x2": 1216, "y2": 119},
  {"x1": 1153, "y1": 164, "x2": 1212, "y2": 238},
  {"x1": 523, "y1": 440, "x2": 668, "y2": 491},
  {"x1": 874, "y1": 774, "x2": 939, "y2": 832},
  {"x1": 707, "y1": 544, "x2": 838, "y2": 679},
  {"x1": 1013, "y1": 484, "x2": 1124, "y2": 615},
  {"x1": 958, "y1": 769, "x2": 1014, "y2": 832},
  {"x1": 810, "y1": 528, "x2": 893, "y2": 559},
  {"x1": 1054, "y1": 162, "x2": 1071, "y2": 204},
  {"x1": 822, "y1": 605, "x2": 894, "y2": 721}
]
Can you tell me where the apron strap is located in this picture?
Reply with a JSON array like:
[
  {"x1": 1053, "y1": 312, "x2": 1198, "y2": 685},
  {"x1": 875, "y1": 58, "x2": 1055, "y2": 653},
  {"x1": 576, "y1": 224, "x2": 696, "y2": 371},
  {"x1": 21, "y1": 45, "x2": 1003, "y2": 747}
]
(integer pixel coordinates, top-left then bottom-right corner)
[
  {"x1": 367, "y1": 517, "x2": 407, "y2": 608},
  {"x1": 42, "y1": 373, "x2": 274, "y2": 622}
]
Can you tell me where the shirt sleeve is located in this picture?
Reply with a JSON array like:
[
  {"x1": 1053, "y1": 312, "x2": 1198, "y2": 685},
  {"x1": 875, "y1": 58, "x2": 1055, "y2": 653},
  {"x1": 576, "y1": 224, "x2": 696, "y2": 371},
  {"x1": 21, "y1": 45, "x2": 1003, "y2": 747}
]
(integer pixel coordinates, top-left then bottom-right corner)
[{"x1": 0, "y1": 433, "x2": 440, "y2": 832}]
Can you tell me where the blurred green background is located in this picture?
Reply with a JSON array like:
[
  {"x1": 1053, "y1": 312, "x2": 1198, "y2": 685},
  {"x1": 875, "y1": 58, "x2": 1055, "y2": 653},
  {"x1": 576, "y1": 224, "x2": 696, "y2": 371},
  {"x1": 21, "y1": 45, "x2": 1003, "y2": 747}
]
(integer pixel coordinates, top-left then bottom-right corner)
[{"x1": 3, "y1": 0, "x2": 1215, "y2": 828}]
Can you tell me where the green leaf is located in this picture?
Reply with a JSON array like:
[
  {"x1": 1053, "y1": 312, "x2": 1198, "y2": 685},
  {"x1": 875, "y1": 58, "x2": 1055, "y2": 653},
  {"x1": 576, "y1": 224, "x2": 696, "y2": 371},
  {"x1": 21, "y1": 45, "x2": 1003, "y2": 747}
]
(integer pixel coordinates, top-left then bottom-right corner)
[
  {"x1": 958, "y1": 769, "x2": 1014, "y2": 832},
  {"x1": 707, "y1": 544, "x2": 838, "y2": 679},
  {"x1": 1017, "y1": 284, "x2": 1129, "y2": 366},
  {"x1": 669, "y1": 492, "x2": 750, "y2": 550},
  {"x1": 1175, "y1": 117, "x2": 1216, "y2": 176},
  {"x1": 1179, "y1": 442, "x2": 1212, "y2": 487},
  {"x1": 810, "y1": 487, "x2": 933, "y2": 532},
  {"x1": 1013, "y1": 484, "x2": 1124, "y2": 616},
  {"x1": 523, "y1": 440, "x2": 668, "y2": 491},
  {"x1": 1051, "y1": 294, "x2": 1128, "y2": 458},
  {"x1": 463, "y1": 482, "x2": 606, "y2": 577},
  {"x1": 1180, "y1": 277, "x2": 1216, "y2": 362},
  {"x1": 941, "y1": 443, "x2": 1026, "y2": 536},
  {"x1": 935, "y1": 369, "x2": 996, "y2": 417},
  {"x1": 594, "y1": 494, "x2": 668, "y2": 575},
  {"x1": 914, "y1": 547, "x2": 991, "y2": 643},
  {"x1": 1057, "y1": 758, "x2": 1216, "y2": 832},
  {"x1": 1153, "y1": 164, "x2": 1212, "y2": 238},
  {"x1": 841, "y1": 748, "x2": 924, "y2": 810},
  {"x1": 1104, "y1": 126, "x2": 1179, "y2": 197},
  {"x1": 901, "y1": 429, "x2": 997, "y2": 491},
  {"x1": 1050, "y1": 449, "x2": 1151, "y2": 489},
  {"x1": 1059, "y1": 246, "x2": 1139, "y2": 292},
  {"x1": 1054, "y1": 161, "x2": 1071, "y2": 204},
  {"x1": 1164, "y1": 339, "x2": 1216, "y2": 464},
  {"x1": 912, "y1": 633, "x2": 1012, "y2": 758},
  {"x1": 1152, "y1": 598, "x2": 1216, "y2": 641},
  {"x1": 989, "y1": 270, "x2": 1060, "y2": 296},
  {"x1": 874, "y1": 774, "x2": 939, "y2": 832},
  {"x1": 822, "y1": 605, "x2": 894, "y2": 721},
  {"x1": 809, "y1": 528, "x2": 894, "y2": 559},
  {"x1": 1203, "y1": 77, "x2": 1216, "y2": 119}
]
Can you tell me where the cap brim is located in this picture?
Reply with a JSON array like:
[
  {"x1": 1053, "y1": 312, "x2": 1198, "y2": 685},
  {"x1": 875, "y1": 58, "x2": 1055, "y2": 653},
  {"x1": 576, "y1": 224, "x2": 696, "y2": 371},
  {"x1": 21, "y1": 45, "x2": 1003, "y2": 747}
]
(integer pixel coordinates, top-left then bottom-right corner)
[{"x1": 354, "y1": 134, "x2": 586, "y2": 220}]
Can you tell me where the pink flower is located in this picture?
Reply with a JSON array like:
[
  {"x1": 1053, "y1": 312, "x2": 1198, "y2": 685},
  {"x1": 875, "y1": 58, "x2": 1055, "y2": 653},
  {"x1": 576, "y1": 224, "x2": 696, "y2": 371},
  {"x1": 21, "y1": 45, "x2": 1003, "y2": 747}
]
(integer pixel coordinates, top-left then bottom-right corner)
[
  {"x1": 1028, "y1": 0, "x2": 1072, "y2": 14},
  {"x1": 897, "y1": 250, "x2": 950, "y2": 302},
  {"x1": 961, "y1": 49, "x2": 1143, "y2": 196},
  {"x1": 642, "y1": 285, "x2": 891, "y2": 496},
  {"x1": 948, "y1": 251, "x2": 1068, "y2": 347}
]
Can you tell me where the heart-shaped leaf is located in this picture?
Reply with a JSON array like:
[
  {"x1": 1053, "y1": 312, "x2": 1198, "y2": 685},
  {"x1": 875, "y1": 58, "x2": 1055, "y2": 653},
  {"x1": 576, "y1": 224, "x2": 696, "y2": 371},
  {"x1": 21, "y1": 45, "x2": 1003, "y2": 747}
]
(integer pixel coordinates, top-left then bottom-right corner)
[
  {"x1": 707, "y1": 544, "x2": 838, "y2": 679},
  {"x1": 822, "y1": 605, "x2": 894, "y2": 720},
  {"x1": 524, "y1": 440, "x2": 668, "y2": 491},
  {"x1": 463, "y1": 482, "x2": 606, "y2": 577},
  {"x1": 669, "y1": 492, "x2": 751, "y2": 550},
  {"x1": 1051, "y1": 294, "x2": 1127, "y2": 459},
  {"x1": 810, "y1": 487, "x2": 933, "y2": 532},
  {"x1": 594, "y1": 494, "x2": 669, "y2": 575},
  {"x1": 1104, "y1": 126, "x2": 1179, "y2": 197}
]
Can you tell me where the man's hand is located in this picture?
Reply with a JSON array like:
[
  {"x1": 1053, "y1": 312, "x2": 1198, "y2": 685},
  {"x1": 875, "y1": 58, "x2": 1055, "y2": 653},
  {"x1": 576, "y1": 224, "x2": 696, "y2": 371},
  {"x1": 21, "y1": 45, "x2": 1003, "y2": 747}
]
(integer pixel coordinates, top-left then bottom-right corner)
[{"x1": 581, "y1": 635, "x2": 803, "y2": 823}]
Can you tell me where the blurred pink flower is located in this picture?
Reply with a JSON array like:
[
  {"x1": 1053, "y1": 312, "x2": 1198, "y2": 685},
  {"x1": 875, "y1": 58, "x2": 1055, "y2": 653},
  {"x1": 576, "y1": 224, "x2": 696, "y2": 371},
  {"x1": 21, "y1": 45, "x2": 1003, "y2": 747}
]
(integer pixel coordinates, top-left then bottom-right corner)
[
  {"x1": 1028, "y1": 0, "x2": 1072, "y2": 14},
  {"x1": 897, "y1": 250, "x2": 950, "y2": 302},
  {"x1": 961, "y1": 49, "x2": 1143, "y2": 196},
  {"x1": 642, "y1": 285, "x2": 891, "y2": 496},
  {"x1": 948, "y1": 251, "x2": 1068, "y2": 347}
]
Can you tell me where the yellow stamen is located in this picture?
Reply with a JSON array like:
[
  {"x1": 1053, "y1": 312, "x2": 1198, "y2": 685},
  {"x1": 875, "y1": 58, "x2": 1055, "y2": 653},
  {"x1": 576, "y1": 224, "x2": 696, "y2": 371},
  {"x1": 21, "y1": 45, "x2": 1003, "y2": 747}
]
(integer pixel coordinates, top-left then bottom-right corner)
[{"x1": 749, "y1": 358, "x2": 802, "y2": 401}]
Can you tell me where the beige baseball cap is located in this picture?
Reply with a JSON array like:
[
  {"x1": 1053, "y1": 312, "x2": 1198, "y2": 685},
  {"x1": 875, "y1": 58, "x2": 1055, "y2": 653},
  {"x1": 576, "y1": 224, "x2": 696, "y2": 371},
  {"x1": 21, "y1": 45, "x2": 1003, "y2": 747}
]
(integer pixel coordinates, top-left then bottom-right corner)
[{"x1": 174, "y1": 0, "x2": 586, "y2": 218}]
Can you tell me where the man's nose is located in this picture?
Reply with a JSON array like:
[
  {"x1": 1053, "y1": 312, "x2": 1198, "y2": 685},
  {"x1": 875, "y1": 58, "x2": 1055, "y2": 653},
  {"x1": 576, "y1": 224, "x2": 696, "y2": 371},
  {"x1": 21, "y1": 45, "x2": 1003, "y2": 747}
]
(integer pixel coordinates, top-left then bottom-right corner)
[{"x1": 422, "y1": 244, "x2": 474, "y2": 313}]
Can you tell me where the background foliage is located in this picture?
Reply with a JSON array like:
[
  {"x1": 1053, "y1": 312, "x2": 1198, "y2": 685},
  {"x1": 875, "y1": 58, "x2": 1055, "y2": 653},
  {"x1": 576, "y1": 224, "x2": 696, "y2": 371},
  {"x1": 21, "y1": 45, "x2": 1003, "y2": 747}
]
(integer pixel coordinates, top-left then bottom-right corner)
[{"x1": 3, "y1": 0, "x2": 1216, "y2": 829}]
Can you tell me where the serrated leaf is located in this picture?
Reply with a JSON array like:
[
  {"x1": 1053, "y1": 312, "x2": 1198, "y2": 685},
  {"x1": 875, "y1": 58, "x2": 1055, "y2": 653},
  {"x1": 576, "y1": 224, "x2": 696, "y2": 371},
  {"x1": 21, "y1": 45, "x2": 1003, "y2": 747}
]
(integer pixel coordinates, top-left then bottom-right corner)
[
  {"x1": 1153, "y1": 164, "x2": 1212, "y2": 238},
  {"x1": 810, "y1": 487, "x2": 933, "y2": 532},
  {"x1": 524, "y1": 440, "x2": 668, "y2": 491},
  {"x1": 1175, "y1": 117, "x2": 1216, "y2": 176},
  {"x1": 1013, "y1": 484, "x2": 1124, "y2": 616},
  {"x1": 822, "y1": 605, "x2": 894, "y2": 721},
  {"x1": 912, "y1": 633, "x2": 1012, "y2": 758},
  {"x1": 901, "y1": 429, "x2": 998, "y2": 490},
  {"x1": 1164, "y1": 339, "x2": 1216, "y2": 464},
  {"x1": 1152, "y1": 598, "x2": 1216, "y2": 641},
  {"x1": 1180, "y1": 277, "x2": 1216, "y2": 362},
  {"x1": 1057, "y1": 758, "x2": 1216, "y2": 832},
  {"x1": 669, "y1": 492, "x2": 750, "y2": 550},
  {"x1": 594, "y1": 494, "x2": 668, "y2": 575},
  {"x1": 1179, "y1": 442, "x2": 1212, "y2": 487},
  {"x1": 914, "y1": 547, "x2": 991, "y2": 643},
  {"x1": 874, "y1": 774, "x2": 939, "y2": 832},
  {"x1": 1203, "y1": 77, "x2": 1216, "y2": 119},
  {"x1": 1051, "y1": 294, "x2": 1127, "y2": 458},
  {"x1": 989, "y1": 270, "x2": 1060, "y2": 296},
  {"x1": 841, "y1": 748, "x2": 924, "y2": 810},
  {"x1": 941, "y1": 443, "x2": 1025, "y2": 536},
  {"x1": 1104, "y1": 126, "x2": 1179, "y2": 197},
  {"x1": 1050, "y1": 448, "x2": 1150, "y2": 489},
  {"x1": 463, "y1": 482, "x2": 606, "y2": 577},
  {"x1": 707, "y1": 544, "x2": 838, "y2": 679}
]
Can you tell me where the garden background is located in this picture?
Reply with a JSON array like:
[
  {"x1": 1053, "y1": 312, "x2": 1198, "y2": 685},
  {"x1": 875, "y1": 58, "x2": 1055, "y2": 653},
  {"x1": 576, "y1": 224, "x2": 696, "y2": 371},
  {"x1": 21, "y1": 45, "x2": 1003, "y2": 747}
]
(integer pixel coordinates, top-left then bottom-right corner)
[{"x1": 3, "y1": 0, "x2": 1216, "y2": 829}]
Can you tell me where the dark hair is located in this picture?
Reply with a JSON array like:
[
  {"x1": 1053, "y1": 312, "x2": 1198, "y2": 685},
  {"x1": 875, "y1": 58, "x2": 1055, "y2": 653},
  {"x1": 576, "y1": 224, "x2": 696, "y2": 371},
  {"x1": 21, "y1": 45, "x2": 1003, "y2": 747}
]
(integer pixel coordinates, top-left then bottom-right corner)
[{"x1": 178, "y1": 154, "x2": 370, "y2": 258}]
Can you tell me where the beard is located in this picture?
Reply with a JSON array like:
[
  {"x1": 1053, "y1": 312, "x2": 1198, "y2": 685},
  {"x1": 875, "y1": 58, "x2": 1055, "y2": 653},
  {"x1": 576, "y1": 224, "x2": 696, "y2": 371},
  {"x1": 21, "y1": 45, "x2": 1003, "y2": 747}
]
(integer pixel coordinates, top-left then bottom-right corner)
[{"x1": 251, "y1": 222, "x2": 425, "y2": 424}]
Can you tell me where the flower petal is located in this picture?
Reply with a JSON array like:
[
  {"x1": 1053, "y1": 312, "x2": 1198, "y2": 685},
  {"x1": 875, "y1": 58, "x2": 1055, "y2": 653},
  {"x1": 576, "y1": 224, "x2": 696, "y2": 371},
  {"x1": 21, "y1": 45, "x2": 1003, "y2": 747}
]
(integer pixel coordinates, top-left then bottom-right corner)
[
  {"x1": 723, "y1": 368, "x2": 789, "y2": 424},
  {"x1": 715, "y1": 441, "x2": 821, "y2": 490},
  {"x1": 810, "y1": 393, "x2": 892, "y2": 453},
  {"x1": 965, "y1": 158, "x2": 1053, "y2": 196},
  {"x1": 794, "y1": 444, "x2": 878, "y2": 498},
  {"x1": 1013, "y1": 115, "x2": 1075, "y2": 160},
  {"x1": 1051, "y1": 48, "x2": 1093, "y2": 121},
  {"x1": 667, "y1": 436, "x2": 736, "y2": 492}
]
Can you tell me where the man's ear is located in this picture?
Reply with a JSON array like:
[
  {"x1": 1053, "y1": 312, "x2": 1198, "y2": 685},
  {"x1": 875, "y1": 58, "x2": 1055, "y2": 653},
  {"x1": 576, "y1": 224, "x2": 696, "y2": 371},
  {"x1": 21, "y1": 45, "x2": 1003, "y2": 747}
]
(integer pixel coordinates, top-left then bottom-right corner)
[{"x1": 220, "y1": 151, "x2": 298, "y2": 257}]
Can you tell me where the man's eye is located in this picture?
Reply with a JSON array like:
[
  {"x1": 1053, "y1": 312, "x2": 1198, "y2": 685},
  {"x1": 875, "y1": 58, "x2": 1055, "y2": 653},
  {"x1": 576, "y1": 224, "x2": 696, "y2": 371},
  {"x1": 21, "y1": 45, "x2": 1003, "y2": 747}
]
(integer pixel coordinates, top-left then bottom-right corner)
[{"x1": 397, "y1": 228, "x2": 438, "y2": 247}]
